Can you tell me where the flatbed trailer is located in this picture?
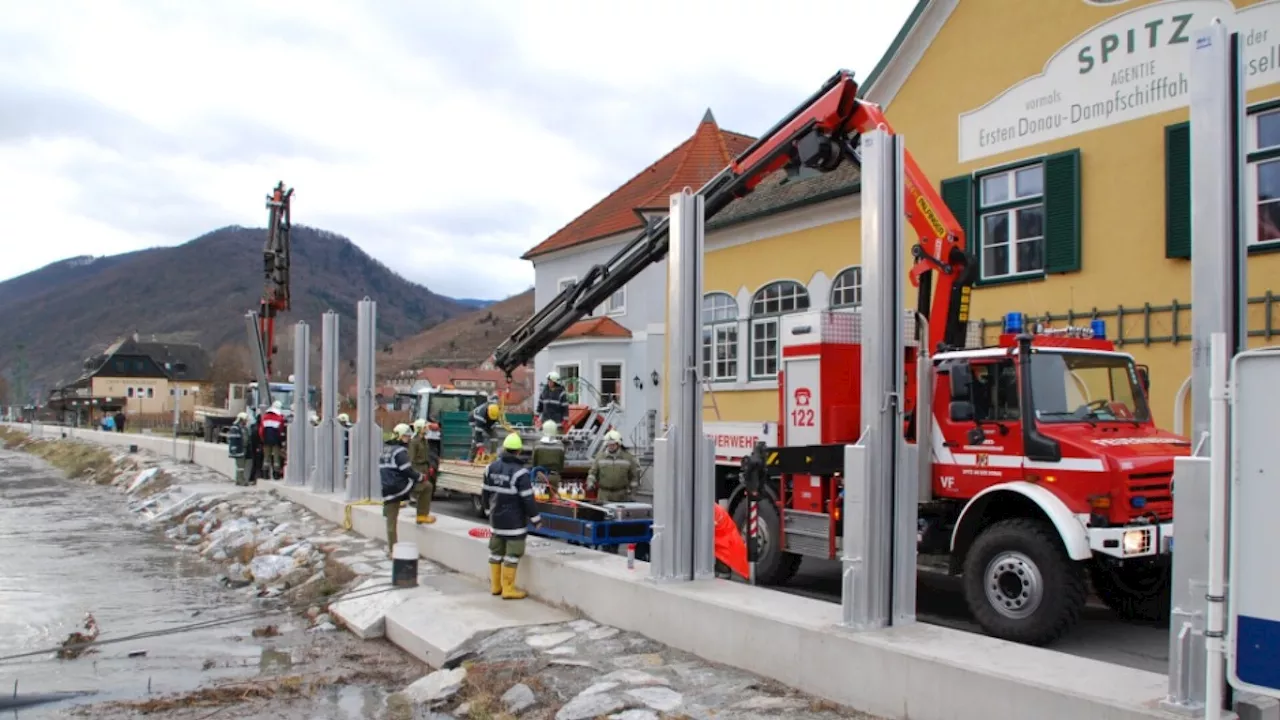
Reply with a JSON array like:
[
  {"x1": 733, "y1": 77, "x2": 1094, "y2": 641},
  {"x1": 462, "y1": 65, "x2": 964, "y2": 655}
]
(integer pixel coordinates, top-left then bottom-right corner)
[{"x1": 529, "y1": 499, "x2": 652, "y2": 556}]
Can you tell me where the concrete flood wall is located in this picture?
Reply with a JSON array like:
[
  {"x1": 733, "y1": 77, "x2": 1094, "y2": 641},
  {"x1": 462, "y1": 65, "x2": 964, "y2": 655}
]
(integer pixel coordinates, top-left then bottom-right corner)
[
  {"x1": 12, "y1": 422, "x2": 1184, "y2": 720},
  {"x1": 9, "y1": 424, "x2": 238, "y2": 478}
]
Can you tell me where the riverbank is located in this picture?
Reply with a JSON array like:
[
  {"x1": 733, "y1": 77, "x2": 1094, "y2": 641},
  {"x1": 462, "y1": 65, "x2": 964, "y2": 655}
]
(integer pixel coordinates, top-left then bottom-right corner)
[
  {"x1": 2, "y1": 427, "x2": 890, "y2": 720},
  {"x1": 0, "y1": 428, "x2": 426, "y2": 719}
]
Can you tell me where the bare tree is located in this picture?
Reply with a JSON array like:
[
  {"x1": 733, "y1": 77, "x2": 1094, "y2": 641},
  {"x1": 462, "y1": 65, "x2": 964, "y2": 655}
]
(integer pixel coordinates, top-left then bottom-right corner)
[{"x1": 208, "y1": 344, "x2": 250, "y2": 406}]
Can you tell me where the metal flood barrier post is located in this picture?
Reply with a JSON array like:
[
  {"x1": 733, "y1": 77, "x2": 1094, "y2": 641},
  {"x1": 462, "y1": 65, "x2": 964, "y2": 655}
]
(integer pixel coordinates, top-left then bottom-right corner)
[
  {"x1": 311, "y1": 311, "x2": 341, "y2": 493},
  {"x1": 347, "y1": 299, "x2": 379, "y2": 501},
  {"x1": 842, "y1": 128, "x2": 912, "y2": 629},
  {"x1": 286, "y1": 322, "x2": 311, "y2": 486},
  {"x1": 651, "y1": 189, "x2": 714, "y2": 582}
]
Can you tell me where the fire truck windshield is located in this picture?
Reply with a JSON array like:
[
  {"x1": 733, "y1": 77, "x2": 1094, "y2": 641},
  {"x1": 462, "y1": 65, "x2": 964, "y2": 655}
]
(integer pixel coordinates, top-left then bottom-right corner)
[
  {"x1": 413, "y1": 392, "x2": 485, "y2": 423},
  {"x1": 1029, "y1": 353, "x2": 1150, "y2": 424}
]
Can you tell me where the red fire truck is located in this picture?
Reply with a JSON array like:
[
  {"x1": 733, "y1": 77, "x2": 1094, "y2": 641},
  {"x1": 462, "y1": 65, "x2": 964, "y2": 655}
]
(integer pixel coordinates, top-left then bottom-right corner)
[
  {"x1": 492, "y1": 69, "x2": 1187, "y2": 646},
  {"x1": 741, "y1": 310, "x2": 1185, "y2": 645}
]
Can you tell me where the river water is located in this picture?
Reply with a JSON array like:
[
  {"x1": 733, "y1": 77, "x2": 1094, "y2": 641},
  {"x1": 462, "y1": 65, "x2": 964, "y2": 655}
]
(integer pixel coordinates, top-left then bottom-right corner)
[{"x1": 0, "y1": 449, "x2": 380, "y2": 718}]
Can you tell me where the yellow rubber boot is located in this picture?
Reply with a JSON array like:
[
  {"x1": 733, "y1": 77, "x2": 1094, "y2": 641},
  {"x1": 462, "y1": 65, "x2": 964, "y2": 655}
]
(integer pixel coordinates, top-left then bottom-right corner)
[
  {"x1": 488, "y1": 563, "x2": 503, "y2": 596},
  {"x1": 500, "y1": 564, "x2": 527, "y2": 600},
  {"x1": 416, "y1": 514, "x2": 436, "y2": 525}
]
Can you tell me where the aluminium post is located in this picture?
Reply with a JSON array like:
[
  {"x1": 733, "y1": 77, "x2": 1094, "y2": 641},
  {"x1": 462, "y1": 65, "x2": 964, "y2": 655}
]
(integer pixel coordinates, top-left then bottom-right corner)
[
  {"x1": 311, "y1": 311, "x2": 340, "y2": 493},
  {"x1": 286, "y1": 321, "x2": 311, "y2": 486}
]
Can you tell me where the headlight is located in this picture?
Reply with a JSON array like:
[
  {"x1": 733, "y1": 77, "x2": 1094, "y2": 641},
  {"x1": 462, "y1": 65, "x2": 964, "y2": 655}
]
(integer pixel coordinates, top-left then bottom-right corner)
[{"x1": 1123, "y1": 529, "x2": 1150, "y2": 556}]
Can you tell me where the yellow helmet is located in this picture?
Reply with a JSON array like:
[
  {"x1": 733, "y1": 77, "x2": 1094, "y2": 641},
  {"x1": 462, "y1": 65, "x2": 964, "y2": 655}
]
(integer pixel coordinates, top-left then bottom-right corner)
[
  {"x1": 487, "y1": 404, "x2": 501, "y2": 421},
  {"x1": 503, "y1": 433, "x2": 523, "y2": 451}
]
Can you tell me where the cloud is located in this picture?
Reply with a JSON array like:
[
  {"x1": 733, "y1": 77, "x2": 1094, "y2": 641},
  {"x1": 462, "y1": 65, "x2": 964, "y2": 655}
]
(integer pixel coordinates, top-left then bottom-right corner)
[{"x1": 0, "y1": 0, "x2": 915, "y2": 300}]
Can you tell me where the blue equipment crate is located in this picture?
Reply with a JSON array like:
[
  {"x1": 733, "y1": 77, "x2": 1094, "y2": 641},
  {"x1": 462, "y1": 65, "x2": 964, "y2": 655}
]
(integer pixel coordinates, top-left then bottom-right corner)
[{"x1": 529, "y1": 514, "x2": 652, "y2": 547}]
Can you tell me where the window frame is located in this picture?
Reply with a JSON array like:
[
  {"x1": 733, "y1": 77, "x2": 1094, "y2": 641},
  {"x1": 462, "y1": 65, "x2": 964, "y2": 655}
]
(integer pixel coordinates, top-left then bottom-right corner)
[
  {"x1": 554, "y1": 363, "x2": 580, "y2": 404},
  {"x1": 976, "y1": 161, "x2": 1047, "y2": 282},
  {"x1": 605, "y1": 286, "x2": 626, "y2": 316},
  {"x1": 1246, "y1": 104, "x2": 1280, "y2": 251},
  {"x1": 701, "y1": 292, "x2": 739, "y2": 383},
  {"x1": 596, "y1": 361, "x2": 624, "y2": 406},
  {"x1": 749, "y1": 281, "x2": 810, "y2": 380},
  {"x1": 830, "y1": 266, "x2": 863, "y2": 310}
]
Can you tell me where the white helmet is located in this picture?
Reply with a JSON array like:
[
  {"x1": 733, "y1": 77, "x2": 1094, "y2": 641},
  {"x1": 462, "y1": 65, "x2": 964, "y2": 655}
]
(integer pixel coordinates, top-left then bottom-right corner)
[
  {"x1": 542, "y1": 419, "x2": 558, "y2": 437},
  {"x1": 413, "y1": 418, "x2": 427, "y2": 430},
  {"x1": 605, "y1": 430, "x2": 622, "y2": 443},
  {"x1": 236, "y1": 412, "x2": 248, "y2": 421},
  {"x1": 337, "y1": 413, "x2": 350, "y2": 424},
  {"x1": 393, "y1": 423, "x2": 412, "y2": 438},
  {"x1": 547, "y1": 371, "x2": 560, "y2": 383},
  {"x1": 271, "y1": 400, "x2": 283, "y2": 411}
]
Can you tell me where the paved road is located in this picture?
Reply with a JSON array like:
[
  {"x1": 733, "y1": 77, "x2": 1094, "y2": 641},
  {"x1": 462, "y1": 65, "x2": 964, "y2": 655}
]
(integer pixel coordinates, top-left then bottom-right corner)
[{"x1": 426, "y1": 493, "x2": 1170, "y2": 675}]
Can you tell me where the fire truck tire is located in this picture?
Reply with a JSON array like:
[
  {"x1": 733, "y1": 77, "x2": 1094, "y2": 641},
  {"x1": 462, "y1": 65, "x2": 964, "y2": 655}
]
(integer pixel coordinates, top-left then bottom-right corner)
[
  {"x1": 962, "y1": 518, "x2": 1086, "y2": 646},
  {"x1": 732, "y1": 499, "x2": 802, "y2": 585},
  {"x1": 470, "y1": 494, "x2": 490, "y2": 520},
  {"x1": 1089, "y1": 560, "x2": 1172, "y2": 623}
]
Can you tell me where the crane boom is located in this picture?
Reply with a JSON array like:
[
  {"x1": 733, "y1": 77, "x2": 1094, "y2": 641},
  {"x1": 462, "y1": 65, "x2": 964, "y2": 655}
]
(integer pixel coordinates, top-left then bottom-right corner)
[
  {"x1": 493, "y1": 70, "x2": 973, "y2": 377},
  {"x1": 259, "y1": 182, "x2": 294, "y2": 378}
]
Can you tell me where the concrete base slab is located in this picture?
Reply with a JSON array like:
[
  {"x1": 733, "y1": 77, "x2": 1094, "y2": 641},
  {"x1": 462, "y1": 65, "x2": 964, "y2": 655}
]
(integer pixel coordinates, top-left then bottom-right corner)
[
  {"x1": 329, "y1": 578, "x2": 435, "y2": 639},
  {"x1": 385, "y1": 576, "x2": 570, "y2": 668}
]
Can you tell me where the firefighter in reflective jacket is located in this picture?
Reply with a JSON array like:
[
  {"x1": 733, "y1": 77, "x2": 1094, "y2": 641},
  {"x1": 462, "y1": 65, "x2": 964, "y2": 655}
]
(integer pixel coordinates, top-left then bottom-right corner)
[
  {"x1": 226, "y1": 413, "x2": 251, "y2": 486},
  {"x1": 536, "y1": 372, "x2": 569, "y2": 426},
  {"x1": 470, "y1": 394, "x2": 501, "y2": 458},
  {"x1": 258, "y1": 401, "x2": 287, "y2": 480},
  {"x1": 482, "y1": 433, "x2": 541, "y2": 600},
  {"x1": 530, "y1": 420, "x2": 566, "y2": 494},
  {"x1": 379, "y1": 423, "x2": 430, "y2": 554},
  {"x1": 586, "y1": 430, "x2": 641, "y2": 503},
  {"x1": 407, "y1": 419, "x2": 435, "y2": 523}
]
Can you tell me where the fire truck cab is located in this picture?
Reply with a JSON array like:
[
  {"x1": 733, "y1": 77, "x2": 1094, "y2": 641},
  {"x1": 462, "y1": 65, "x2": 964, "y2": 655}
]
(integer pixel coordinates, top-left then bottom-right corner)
[{"x1": 736, "y1": 309, "x2": 1186, "y2": 645}]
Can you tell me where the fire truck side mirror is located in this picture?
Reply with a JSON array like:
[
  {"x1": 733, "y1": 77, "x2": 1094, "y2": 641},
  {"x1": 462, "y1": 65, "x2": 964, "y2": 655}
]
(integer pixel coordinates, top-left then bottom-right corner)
[
  {"x1": 948, "y1": 401, "x2": 975, "y2": 423},
  {"x1": 948, "y1": 364, "x2": 972, "y2": 401}
]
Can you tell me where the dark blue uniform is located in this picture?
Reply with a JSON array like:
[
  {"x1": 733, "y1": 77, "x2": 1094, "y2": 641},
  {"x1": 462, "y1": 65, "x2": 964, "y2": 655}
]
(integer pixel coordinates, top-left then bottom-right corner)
[
  {"x1": 379, "y1": 441, "x2": 422, "y2": 502},
  {"x1": 482, "y1": 451, "x2": 541, "y2": 564},
  {"x1": 536, "y1": 383, "x2": 570, "y2": 424}
]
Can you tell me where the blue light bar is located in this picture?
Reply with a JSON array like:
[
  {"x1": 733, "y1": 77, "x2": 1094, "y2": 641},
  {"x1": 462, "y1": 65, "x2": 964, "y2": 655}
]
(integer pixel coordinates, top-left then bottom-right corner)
[
  {"x1": 1003, "y1": 312, "x2": 1024, "y2": 334},
  {"x1": 1091, "y1": 319, "x2": 1106, "y2": 340}
]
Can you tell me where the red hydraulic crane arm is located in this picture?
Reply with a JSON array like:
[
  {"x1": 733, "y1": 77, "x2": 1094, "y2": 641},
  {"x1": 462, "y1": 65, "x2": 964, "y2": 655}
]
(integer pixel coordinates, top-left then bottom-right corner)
[
  {"x1": 259, "y1": 182, "x2": 294, "y2": 378},
  {"x1": 492, "y1": 70, "x2": 975, "y2": 377},
  {"x1": 850, "y1": 102, "x2": 975, "y2": 353}
]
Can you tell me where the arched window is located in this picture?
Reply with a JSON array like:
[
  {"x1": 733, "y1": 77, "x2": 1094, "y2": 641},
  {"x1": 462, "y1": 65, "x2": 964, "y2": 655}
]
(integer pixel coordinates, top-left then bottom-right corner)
[
  {"x1": 830, "y1": 266, "x2": 863, "y2": 310},
  {"x1": 750, "y1": 281, "x2": 810, "y2": 379},
  {"x1": 701, "y1": 293, "x2": 739, "y2": 382}
]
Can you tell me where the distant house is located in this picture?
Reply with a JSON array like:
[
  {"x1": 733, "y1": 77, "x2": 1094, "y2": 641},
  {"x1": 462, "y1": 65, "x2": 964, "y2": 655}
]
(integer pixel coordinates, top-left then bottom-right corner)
[
  {"x1": 520, "y1": 111, "x2": 754, "y2": 439},
  {"x1": 49, "y1": 333, "x2": 211, "y2": 418}
]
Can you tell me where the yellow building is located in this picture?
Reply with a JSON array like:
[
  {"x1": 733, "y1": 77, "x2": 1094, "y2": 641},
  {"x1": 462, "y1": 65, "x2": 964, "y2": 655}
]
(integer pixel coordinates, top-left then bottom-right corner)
[
  {"x1": 698, "y1": 0, "x2": 1280, "y2": 433},
  {"x1": 51, "y1": 334, "x2": 211, "y2": 420}
]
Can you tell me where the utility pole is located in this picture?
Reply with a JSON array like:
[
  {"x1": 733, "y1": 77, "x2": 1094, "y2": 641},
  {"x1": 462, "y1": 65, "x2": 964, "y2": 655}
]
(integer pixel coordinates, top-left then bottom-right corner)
[{"x1": 14, "y1": 344, "x2": 28, "y2": 408}]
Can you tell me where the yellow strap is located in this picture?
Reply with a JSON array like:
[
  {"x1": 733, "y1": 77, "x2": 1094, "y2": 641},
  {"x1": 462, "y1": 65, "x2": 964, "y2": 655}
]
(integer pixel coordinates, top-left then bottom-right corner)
[{"x1": 342, "y1": 499, "x2": 381, "y2": 530}]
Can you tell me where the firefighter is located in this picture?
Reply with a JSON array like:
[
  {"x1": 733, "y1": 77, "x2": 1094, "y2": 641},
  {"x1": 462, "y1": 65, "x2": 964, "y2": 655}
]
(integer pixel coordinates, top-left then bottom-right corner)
[
  {"x1": 379, "y1": 423, "x2": 430, "y2": 554},
  {"x1": 530, "y1": 419, "x2": 565, "y2": 494},
  {"x1": 470, "y1": 394, "x2": 501, "y2": 459},
  {"x1": 482, "y1": 433, "x2": 542, "y2": 600},
  {"x1": 259, "y1": 401, "x2": 286, "y2": 480},
  {"x1": 337, "y1": 413, "x2": 351, "y2": 464},
  {"x1": 226, "y1": 413, "x2": 250, "y2": 486},
  {"x1": 536, "y1": 372, "x2": 569, "y2": 426},
  {"x1": 586, "y1": 430, "x2": 641, "y2": 503},
  {"x1": 408, "y1": 418, "x2": 435, "y2": 523}
]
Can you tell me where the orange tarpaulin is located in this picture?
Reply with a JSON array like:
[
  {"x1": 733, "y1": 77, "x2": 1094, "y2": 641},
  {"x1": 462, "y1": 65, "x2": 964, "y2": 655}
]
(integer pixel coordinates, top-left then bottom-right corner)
[{"x1": 714, "y1": 504, "x2": 749, "y2": 578}]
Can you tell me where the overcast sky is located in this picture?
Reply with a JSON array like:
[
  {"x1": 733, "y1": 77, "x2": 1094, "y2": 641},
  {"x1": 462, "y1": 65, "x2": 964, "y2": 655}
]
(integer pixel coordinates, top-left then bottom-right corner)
[{"x1": 0, "y1": 0, "x2": 915, "y2": 300}]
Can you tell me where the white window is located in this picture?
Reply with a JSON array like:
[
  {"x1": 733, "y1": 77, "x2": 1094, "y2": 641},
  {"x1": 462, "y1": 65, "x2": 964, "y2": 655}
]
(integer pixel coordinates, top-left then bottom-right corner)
[
  {"x1": 599, "y1": 363, "x2": 623, "y2": 405},
  {"x1": 555, "y1": 364, "x2": 580, "y2": 404},
  {"x1": 557, "y1": 277, "x2": 576, "y2": 294},
  {"x1": 1248, "y1": 108, "x2": 1280, "y2": 247},
  {"x1": 750, "y1": 281, "x2": 810, "y2": 379},
  {"x1": 830, "y1": 266, "x2": 862, "y2": 309},
  {"x1": 978, "y1": 164, "x2": 1045, "y2": 281},
  {"x1": 605, "y1": 287, "x2": 626, "y2": 315},
  {"x1": 701, "y1": 293, "x2": 739, "y2": 382}
]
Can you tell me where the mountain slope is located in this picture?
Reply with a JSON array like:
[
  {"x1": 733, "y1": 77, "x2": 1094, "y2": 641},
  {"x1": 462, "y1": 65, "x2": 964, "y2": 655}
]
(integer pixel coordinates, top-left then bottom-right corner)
[
  {"x1": 0, "y1": 225, "x2": 467, "y2": 395},
  {"x1": 380, "y1": 289, "x2": 534, "y2": 375}
]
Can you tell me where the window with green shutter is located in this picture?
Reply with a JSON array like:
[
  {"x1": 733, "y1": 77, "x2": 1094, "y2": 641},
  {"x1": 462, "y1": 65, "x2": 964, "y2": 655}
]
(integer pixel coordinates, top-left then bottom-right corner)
[
  {"x1": 968, "y1": 151, "x2": 1082, "y2": 284},
  {"x1": 1164, "y1": 122, "x2": 1191, "y2": 259}
]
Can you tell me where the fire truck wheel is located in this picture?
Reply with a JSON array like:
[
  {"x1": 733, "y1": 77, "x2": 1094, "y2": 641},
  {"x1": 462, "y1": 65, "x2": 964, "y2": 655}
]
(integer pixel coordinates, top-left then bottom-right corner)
[
  {"x1": 962, "y1": 518, "x2": 1086, "y2": 646},
  {"x1": 1089, "y1": 560, "x2": 1172, "y2": 623},
  {"x1": 470, "y1": 494, "x2": 490, "y2": 520},
  {"x1": 732, "y1": 498, "x2": 802, "y2": 585}
]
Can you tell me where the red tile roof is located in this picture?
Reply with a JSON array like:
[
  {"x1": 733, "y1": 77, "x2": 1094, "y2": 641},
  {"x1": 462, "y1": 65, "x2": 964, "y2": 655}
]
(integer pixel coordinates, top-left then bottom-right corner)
[
  {"x1": 522, "y1": 110, "x2": 755, "y2": 259},
  {"x1": 557, "y1": 316, "x2": 632, "y2": 340}
]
